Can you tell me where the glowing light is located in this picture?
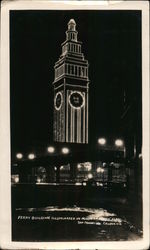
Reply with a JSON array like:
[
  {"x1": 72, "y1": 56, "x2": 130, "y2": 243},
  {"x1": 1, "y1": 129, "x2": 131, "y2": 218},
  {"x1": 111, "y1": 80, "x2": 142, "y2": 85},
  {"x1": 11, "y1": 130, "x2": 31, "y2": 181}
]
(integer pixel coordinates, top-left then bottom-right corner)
[
  {"x1": 103, "y1": 162, "x2": 107, "y2": 167},
  {"x1": 87, "y1": 165, "x2": 92, "y2": 171},
  {"x1": 82, "y1": 182, "x2": 86, "y2": 186},
  {"x1": 139, "y1": 153, "x2": 142, "y2": 158},
  {"x1": 62, "y1": 147, "x2": 69, "y2": 154},
  {"x1": 54, "y1": 167, "x2": 57, "y2": 171},
  {"x1": 98, "y1": 138, "x2": 106, "y2": 145},
  {"x1": 97, "y1": 167, "x2": 104, "y2": 173},
  {"x1": 77, "y1": 164, "x2": 82, "y2": 169},
  {"x1": 37, "y1": 177, "x2": 41, "y2": 183},
  {"x1": 14, "y1": 176, "x2": 19, "y2": 183},
  {"x1": 16, "y1": 153, "x2": 23, "y2": 159},
  {"x1": 110, "y1": 162, "x2": 114, "y2": 166},
  {"x1": 88, "y1": 173, "x2": 93, "y2": 179},
  {"x1": 28, "y1": 153, "x2": 35, "y2": 160},
  {"x1": 115, "y1": 139, "x2": 123, "y2": 147},
  {"x1": 47, "y1": 146, "x2": 55, "y2": 153},
  {"x1": 75, "y1": 182, "x2": 82, "y2": 186},
  {"x1": 85, "y1": 162, "x2": 92, "y2": 171},
  {"x1": 60, "y1": 166, "x2": 64, "y2": 170}
]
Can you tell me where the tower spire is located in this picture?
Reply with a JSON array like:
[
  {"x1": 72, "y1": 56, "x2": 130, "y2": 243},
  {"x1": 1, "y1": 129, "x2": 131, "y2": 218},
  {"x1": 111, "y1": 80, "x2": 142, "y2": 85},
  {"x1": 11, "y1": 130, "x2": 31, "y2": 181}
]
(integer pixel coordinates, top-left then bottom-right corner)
[
  {"x1": 68, "y1": 19, "x2": 76, "y2": 31},
  {"x1": 66, "y1": 18, "x2": 78, "y2": 42}
]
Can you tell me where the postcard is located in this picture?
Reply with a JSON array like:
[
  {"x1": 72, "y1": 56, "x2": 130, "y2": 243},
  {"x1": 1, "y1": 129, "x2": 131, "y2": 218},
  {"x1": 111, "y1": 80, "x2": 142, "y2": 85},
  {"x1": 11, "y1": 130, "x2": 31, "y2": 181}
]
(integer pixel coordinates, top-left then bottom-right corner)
[{"x1": 0, "y1": 1, "x2": 149, "y2": 249}]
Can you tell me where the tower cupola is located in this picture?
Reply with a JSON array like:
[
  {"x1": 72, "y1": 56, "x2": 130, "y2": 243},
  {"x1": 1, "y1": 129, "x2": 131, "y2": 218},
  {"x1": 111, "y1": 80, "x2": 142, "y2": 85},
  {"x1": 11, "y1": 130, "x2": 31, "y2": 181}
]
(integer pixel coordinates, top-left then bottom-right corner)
[
  {"x1": 66, "y1": 18, "x2": 78, "y2": 42},
  {"x1": 68, "y1": 19, "x2": 76, "y2": 31}
]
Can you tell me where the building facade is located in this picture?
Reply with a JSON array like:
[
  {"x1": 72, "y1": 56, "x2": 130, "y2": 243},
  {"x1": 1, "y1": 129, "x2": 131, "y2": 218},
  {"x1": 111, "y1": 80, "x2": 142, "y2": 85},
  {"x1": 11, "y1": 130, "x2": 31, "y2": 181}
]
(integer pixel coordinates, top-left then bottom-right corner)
[{"x1": 53, "y1": 19, "x2": 89, "y2": 143}]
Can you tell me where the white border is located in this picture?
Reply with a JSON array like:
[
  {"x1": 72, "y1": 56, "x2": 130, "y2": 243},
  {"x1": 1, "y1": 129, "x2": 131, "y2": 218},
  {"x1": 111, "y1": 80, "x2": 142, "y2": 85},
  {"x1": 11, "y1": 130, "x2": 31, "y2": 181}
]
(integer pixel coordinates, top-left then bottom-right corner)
[{"x1": 0, "y1": 1, "x2": 149, "y2": 249}]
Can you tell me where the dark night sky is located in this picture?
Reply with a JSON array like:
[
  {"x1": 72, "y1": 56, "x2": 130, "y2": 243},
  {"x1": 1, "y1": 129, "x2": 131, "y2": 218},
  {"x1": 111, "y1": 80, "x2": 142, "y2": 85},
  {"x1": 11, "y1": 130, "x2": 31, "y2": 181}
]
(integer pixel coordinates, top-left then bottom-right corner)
[{"x1": 10, "y1": 10, "x2": 141, "y2": 154}]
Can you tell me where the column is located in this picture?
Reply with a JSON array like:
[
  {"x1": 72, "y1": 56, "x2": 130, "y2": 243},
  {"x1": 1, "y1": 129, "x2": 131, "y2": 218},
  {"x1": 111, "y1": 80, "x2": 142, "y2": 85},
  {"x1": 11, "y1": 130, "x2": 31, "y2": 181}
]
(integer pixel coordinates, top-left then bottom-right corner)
[
  {"x1": 56, "y1": 166, "x2": 60, "y2": 183},
  {"x1": 108, "y1": 163, "x2": 112, "y2": 188},
  {"x1": 77, "y1": 66, "x2": 79, "y2": 77},
  {"x1": 45, "y1": 166, "x2": 54, "y2": 183},
  {"x1": 19, "y1": 166, "x2": 29, "y2": 183},
  {"x1": 70, "y1": 163, "x2": 76, "y2": 181}
]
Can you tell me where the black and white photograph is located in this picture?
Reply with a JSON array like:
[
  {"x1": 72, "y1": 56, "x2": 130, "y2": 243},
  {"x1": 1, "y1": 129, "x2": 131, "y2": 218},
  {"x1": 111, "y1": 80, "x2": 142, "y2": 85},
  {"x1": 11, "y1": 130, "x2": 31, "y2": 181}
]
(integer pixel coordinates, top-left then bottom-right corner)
[{"x1": 0, "y1": 1, "x2": 149, "y2": 249}]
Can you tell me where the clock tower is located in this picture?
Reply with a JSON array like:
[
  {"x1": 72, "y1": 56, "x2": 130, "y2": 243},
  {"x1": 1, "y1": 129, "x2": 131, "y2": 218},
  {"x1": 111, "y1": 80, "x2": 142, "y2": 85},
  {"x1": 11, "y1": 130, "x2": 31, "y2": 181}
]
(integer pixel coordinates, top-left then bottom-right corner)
[{"x1": 53, "y1": 19, "x2": 89, "y2": 143}]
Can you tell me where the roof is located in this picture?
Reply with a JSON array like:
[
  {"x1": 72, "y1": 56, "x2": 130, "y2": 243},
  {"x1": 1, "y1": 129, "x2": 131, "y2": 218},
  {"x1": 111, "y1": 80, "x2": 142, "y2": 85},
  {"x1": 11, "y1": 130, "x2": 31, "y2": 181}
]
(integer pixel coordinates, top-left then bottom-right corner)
[{"x1": 68, "y1": 19, "x2": 76, "y2": 25}]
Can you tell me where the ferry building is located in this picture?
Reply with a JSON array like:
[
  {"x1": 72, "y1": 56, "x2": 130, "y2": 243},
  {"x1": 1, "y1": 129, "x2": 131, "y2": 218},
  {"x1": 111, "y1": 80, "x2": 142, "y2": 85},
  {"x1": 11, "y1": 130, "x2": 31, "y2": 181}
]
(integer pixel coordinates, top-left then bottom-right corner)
[{"x1": 12, "y1": 19, "x2": 125, "y2": 187}]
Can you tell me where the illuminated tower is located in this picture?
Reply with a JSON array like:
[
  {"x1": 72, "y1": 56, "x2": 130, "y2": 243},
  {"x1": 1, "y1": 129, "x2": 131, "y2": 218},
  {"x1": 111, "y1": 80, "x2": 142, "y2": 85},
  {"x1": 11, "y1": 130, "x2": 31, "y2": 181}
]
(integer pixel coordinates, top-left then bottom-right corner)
[{"x1": 53, "y1": 19, "x2": 89, "y2": 143}]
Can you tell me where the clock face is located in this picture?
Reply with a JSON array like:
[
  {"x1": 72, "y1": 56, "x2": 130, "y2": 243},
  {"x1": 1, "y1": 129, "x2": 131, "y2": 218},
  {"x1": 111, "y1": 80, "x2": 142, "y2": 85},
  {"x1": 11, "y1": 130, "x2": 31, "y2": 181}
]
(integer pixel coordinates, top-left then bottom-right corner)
[
  {"x1": 69, "y1": 91, "x2": 84, "y2": 109},
  {"x1": 54, "y1": 92, "x2": 63, "y2": 110}
]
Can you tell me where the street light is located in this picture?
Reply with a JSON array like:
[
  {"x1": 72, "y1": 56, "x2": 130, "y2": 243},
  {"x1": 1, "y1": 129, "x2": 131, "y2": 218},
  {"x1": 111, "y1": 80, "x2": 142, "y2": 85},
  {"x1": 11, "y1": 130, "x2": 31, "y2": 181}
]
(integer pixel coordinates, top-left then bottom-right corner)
[
  {"x1": 16, "y1": 153, "x2": 23, "y2": 159},
  {"x1": 62, "y1": 147, "x2": 69, "y2": 154},
  {"x1": 115, "y1": 139, "x2": 123, "y2": 147},
  {"x1": 139, "y1": 153, "x2": 142, "y2": 159},
  {"x1": 88, "y1": 173, "x2": 93, "y2": 179},
  {"x1": 37, "y1": 177, "x2": 41, "y2": 183},
  {"x1": 47, "y1": 146, "x2": 55, "y2": 153},
  {"x1": 96, "y1": 167, "x2": 104, "y2": 173},
  {"x1": 110, "y1": 162, "x2": 114, "y2": 166},
  {"x1": 28, "y1": 153, "x2": 35, "y2": 160},
  {"x1": 85, "y1": 162, "x2": 92, "y2": 171},
  {"x1": 98, "y1": 138, "x2": 106, "y2": 145},
  {"x1": 77, "y1": 164, "x2": 82, "y2": 169},
  {"x1": 14, "y1": 176, "x2": 19, "y2": 183},
  {"x1": 86, "y1": 165, "x2": 92, "y2": 171}
]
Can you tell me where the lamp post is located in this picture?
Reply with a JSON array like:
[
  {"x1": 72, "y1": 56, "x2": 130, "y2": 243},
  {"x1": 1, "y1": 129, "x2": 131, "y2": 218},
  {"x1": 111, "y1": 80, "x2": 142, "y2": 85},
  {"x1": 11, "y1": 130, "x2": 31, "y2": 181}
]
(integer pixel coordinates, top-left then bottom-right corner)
[
  {"x1": 46, "y1": 147, "x2": 55, "y2": 182},
  {"x1": 28, "y1": 153, "x2": 35, "y2": 160},
  {"x1": 62, "y1": 147, "x2": 69, "y2": 154},
  {"x1": 16, "y1": 153, "x2": 23, "y2": 159},
  {"x1": 88, "y1": 173, "x2": 93, "y2": 179},
  {"x1": 47, "y1": 146, "x2": 55, "y2": 153},
  {"x1": 115, "y1": 139, "x2": 126, "y2": 158},
  {"x1": 115, "y1": 139, "x2": 123, "y2": 147},
  {"x1": 98, "y1": 138, "x2": 106, "y2": 145},
  {"x1": 14, "y1": 176, "x2": 19, "y2": 183}
]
